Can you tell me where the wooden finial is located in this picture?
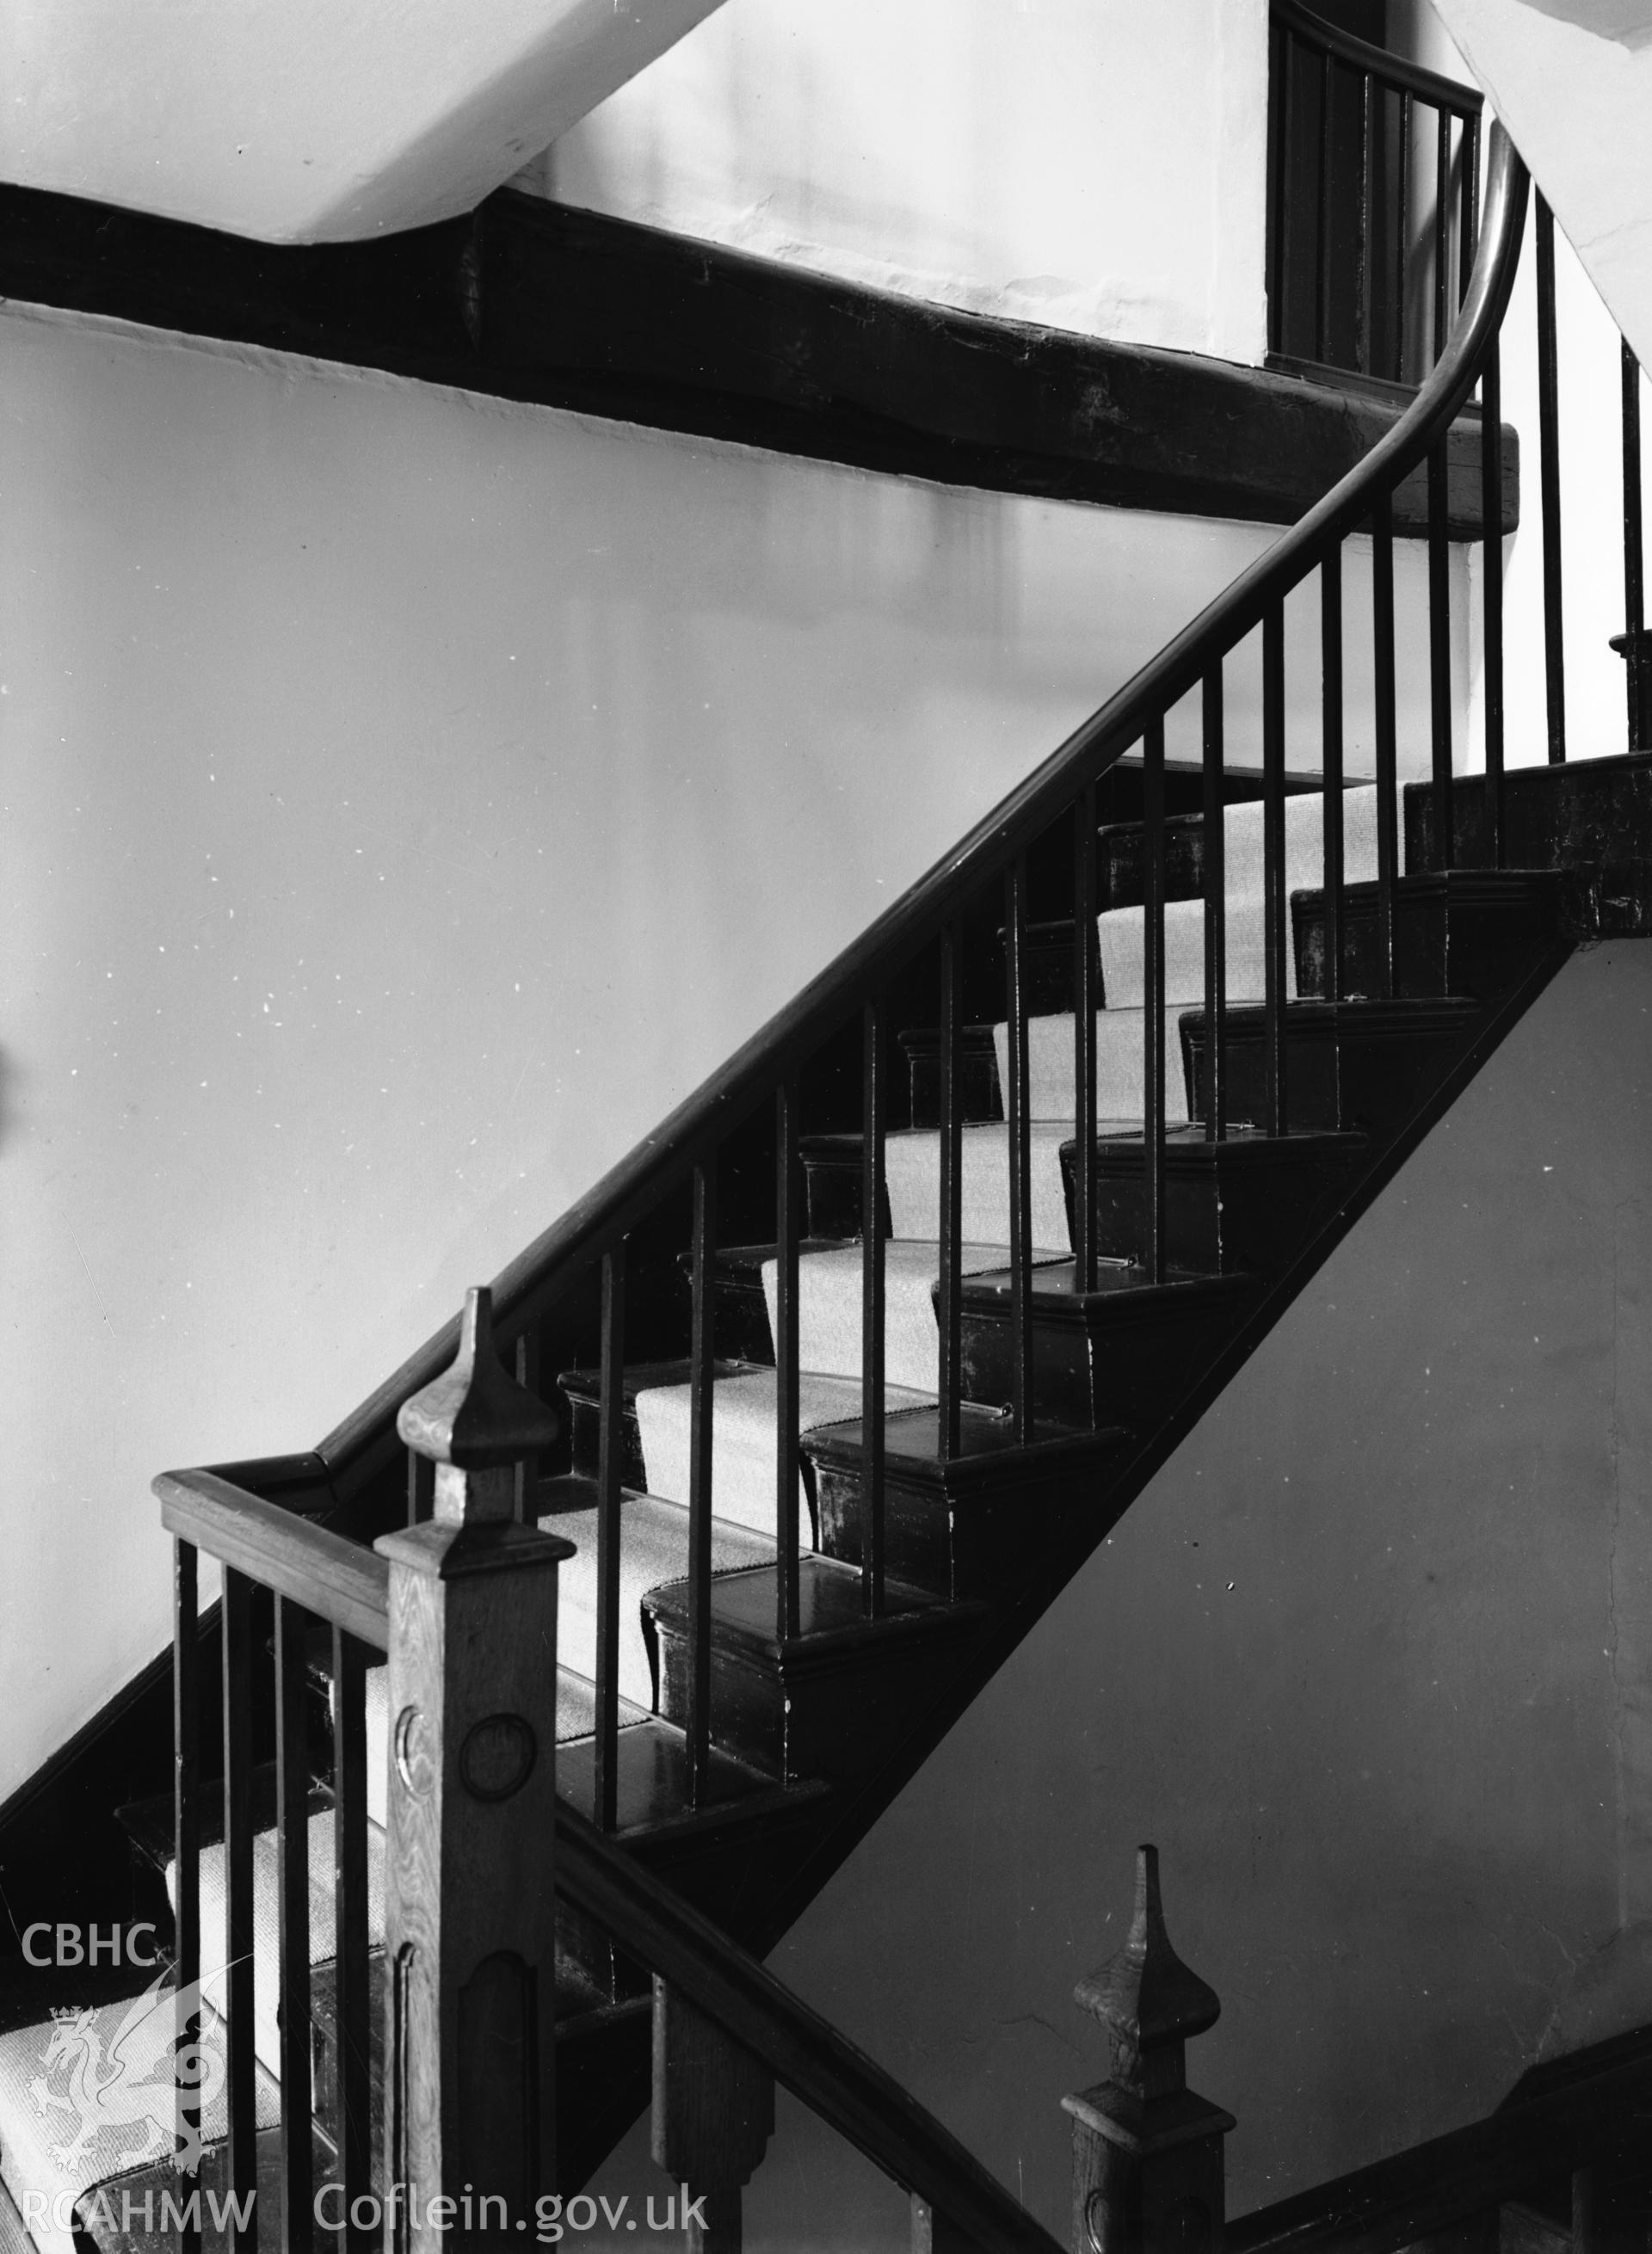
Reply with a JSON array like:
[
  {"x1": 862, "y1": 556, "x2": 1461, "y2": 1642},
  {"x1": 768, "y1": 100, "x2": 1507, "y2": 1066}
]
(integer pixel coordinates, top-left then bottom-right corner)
[
  {"x1": 1063, "y1": 1847, "x2": 1232, "y2": 2254},
  {"x1": 397, "y1": 1286, "x2": 559, "y2": 1525},
  {"x1": 1073, "y1": 1844, "x2": 1221, "y2": 2097}
]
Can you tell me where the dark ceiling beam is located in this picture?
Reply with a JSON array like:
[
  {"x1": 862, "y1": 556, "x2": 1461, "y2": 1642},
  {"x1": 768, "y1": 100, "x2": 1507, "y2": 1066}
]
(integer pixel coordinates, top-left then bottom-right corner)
[{"x1": 0, "y1": 183, "x2": 1515, "y2": 538}]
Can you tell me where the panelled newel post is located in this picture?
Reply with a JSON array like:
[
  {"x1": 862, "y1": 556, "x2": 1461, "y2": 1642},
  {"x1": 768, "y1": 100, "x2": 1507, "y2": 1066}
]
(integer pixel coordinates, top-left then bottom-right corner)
[
  {"x1": 1063, "y1": 1846, "x2": 1233, "y2": 2254},
  {"x1": 376, "y1": 1287, "x2": 571, "y2": 2250}
]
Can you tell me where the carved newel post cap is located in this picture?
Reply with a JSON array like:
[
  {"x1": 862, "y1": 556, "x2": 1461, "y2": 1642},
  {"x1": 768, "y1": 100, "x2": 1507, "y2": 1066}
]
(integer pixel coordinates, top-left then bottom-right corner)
[
  {"x1": 1074, "y1": 1845, "x2": 1219, "y2": 2096},
  {"x1": 398, "y1": 1287, "x2": 560, "y2": 1469}
]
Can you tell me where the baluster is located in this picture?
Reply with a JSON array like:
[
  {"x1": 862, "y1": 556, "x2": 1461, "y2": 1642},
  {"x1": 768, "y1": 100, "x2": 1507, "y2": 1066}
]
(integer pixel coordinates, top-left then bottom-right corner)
[
  {"x1": 651, "y1": 1982, "x2": 775, "y2": 2252},
  {"x1": 173, "y1": 1539, "x2": 202, "y2": 2254},
  {"x1": 1062, "y1": 1847, "x2": 1233, "y2": 2254},
  {"x1": 774, "y1": 1086, "x2": 802, "y2": 1635},
  {"x1": 1317, "y1": 50, "x2": 1335, "y2": 365},
  {"x1": 1372, "y1": 490, "x2": 1399, "y2": 989},
  {"x1": 1005, "y1": 859, "x2": 1033, "y2": 1441},
  {"x1": 1142, "y1": 721, "x2": 1166, "y2": 1284},
  {"x1": 512, "y1": 1328, "x2": 542, "y2": 1522},
  {"x1": 1202, "y1": 670, "x2": 1227, "y2": 1142},
  {"x1": 221, "y1": 1568, "x2": 256, "y2": 2254},
  {"x1": 1618, "y1": 341, "x2": 1649, "y2": 753},
  {"x1": 1395, "y1": 91, "x2": 1412, "y2": 384},
  {"x1": 1433, "y1": 106, "x2": 1450, "y2": 372},
  {"x1": 595, "y1": 1243, "x2": 627, "y2": 1831},
  {"x1": 1355, "y1": 66, "x2": 1375, "y2": 380},
  {"x1": 1537, "y1": 193, "x2": 1568, "y2": 765},
  {"x1": 1462, "y1": 110, "x2": 1482, "y2": 308},
  {"x1": 688, "y1": 1162, "x2": 718, "y2": 1801},
  {"x1": 1483, "y1": 336, "x2": 1507, "y2": 868},
  {"x1": 1267, "y1": 17, "x2": 1288, "y2": 359},
  {"x1": 1074, "y1": 790, "x2": 1099, "y2": 1290},
  {"x1": 331, "y1": 1630, "x2": 373, "y2": 2254},
  {"x1": 938, "y1": 925, "x2": 964, "y2": 1457},
  {"x1": 862, "y1": 1001, "x2": 888, "y2": 1616},
  {"x1": 1322, "y1": 548, "x2": 1345, "y2": 1003},
  {"x1": 275, "y1": 1592, "x2": 314, "y2": 2254},
  {"x1": 1427, "y1": 431, "x2": 1453, "y2": 868},
  {"x1": 1263, "y1": 601, "x2": 1288, "y2": 1136},
  {"x1": 378, "y1": 1286, "x2": 570, "y2": 2247}
]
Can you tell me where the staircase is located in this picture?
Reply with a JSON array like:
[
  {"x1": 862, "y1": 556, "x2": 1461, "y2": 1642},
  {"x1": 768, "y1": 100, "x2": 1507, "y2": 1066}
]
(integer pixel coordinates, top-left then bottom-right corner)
[{"x1": 6, "y1": 41, "x2": 1652, "y2": 2253}]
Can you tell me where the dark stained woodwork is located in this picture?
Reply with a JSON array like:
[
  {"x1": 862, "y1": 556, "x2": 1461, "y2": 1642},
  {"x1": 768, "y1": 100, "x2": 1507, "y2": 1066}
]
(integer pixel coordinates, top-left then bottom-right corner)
[
  {"x1": 1403, "y1": 750, "x2": 1652, "y2": 937},
  {"x1": 1063, "y1": 1847, "x2": 1233, "y2": 2254},
  {"x1": 554, "y1": 1807, "x2": 1063, "y2": 2254},
  {"x1": 377, "y1": 1289, "x2": 573, "y2": 2240},
  {"x1": 1064, "y1": 1127, "x2": 1365, "y2": 1281},
  {"x1": 0, "y1": 182, "x2": 1515, "y2": 540},
  {"x1": 958, "y1": 1261, "x2": 1258, "y2": 1433},
  {"x1": 1291, "y1": 868, "x2": 1564, "y2": 1002},
  {"x1": 651, "y1": 1983, "x2": 775, "y2": 2254},
  {"x1": 1180, "y1": 995, "x2": 1482, "y2": 1139}
]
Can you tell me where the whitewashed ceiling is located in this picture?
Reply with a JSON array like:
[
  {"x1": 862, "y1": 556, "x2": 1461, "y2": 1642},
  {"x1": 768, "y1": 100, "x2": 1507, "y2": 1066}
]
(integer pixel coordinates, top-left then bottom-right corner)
[{"x1": 0, "y1": 0, "x2": 726, "y2": 243}]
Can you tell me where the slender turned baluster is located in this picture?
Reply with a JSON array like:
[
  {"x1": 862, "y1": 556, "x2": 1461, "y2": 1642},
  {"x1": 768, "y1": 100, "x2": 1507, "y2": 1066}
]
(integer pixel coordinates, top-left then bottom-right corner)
[
  {"x1": 1394, "y1": 92, "x2": 1413, "y2": 385},
  {"x1": 1372, "y1": 491, "x2": 1399, "y2": 991},
  {"x1": 595, "y1": 1243, "x2": 627, "y2": 1831},
  {"x1": 1482, "y1": 336, "x2": 1507, "y2": 868},
  {"x1": 938, "y1": 925, "x2": 965, "y2": 1456},
  {"x1": 1355, "y1": 69, "x2": 1373, "y2": 379},
  {"x1": 1316, "y1": 50, "x2": 1335, "y2": 366},
  {"x1": 1537, "y1": 194, "x2": 1568, "y2": 765},
  {"x1": 1462, "y1": 112, "x2": 1482, "y2": 309},
  {"x1": 1062, "y1": 1847, "x2": 1234, "y2": 2254},
  {"x1": 1074, "y1": 788, "x2": 1099, "y2": 1290},
  {"x1": 1202, "y1": 671, "x2": 1227, "y2": 1142},
  {"x1": 1262, "y1": 602, "x2": 1288, "y2": 1136},
  {"x1": 220, "y1": 1568, "x2": 256, "y2": 2254},
  {"x1": 1005, "y1": 859, "x2": 1034, "y2": 1441},
  {"x1": 332, "y1": 1629, "x2": 373, "y2": 2254},
  {"x1": 774, "y1": 1084, "x2": 802, "y2": 1635},
  {"x1": 1433, "y1": 106, "x2": 1450, "y2": 373},
  {"x1": 173, "y1": 1540, "x2": 202, "y2": 2254},
  {"x1": 652, "y1": 1982, "x2": 775, "y2": 2253},
  {"x1": 861, "y1": 1001, "x2": 888, "y2": 1616},
  {"x1": 513, "y1": 1329, "x2": 542, "y2": 1521},
  {"x1": 275, "y1": 1592, "x2": 313, "y2": 2254},
  {"x1": 1267, "y1": 18, "x2": 1288, "y2": 358},
  {"x1": 688, "y1": 1161, "x2": 717, "y2": 1800},
  {"x1": 1322, "y1": 548, "x2": 1345, "y2": 1004},
  {"x1": 1619, "y1": 342, "x2": 1649, "y2": 753},
  {"x1": 1142, "y1": 721, "x2": 1167, "y2": 1284},
  {"x1": 376, "y1": 1285, "x2": 570, "y2": 2247}
]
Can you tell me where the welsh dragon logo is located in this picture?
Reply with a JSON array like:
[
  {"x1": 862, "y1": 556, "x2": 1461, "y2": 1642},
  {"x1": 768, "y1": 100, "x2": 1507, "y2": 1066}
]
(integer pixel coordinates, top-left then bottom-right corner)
[{"x1": 28, "y1": 1972, "x2": 227, "y2": 2177}]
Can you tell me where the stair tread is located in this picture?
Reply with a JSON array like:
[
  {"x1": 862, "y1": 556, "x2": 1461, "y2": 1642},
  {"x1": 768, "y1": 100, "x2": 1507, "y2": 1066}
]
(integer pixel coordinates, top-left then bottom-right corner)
[
  {"x1": 116, "y1": 1765, "x2": 330, "y2": 1880},
  {"x1": 956, "y1": 1258, "x2": 1258, "y2": 1311},
  {"x1": 802, "y1": 1400, "x2": 1125, "y2": 1471}
]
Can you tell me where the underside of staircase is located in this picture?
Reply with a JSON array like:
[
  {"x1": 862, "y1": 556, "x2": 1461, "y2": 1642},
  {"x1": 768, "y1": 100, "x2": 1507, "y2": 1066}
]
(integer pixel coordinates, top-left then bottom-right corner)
[{"x1": 2, "y1": 741, "x2": 1647, "y2": 2243}]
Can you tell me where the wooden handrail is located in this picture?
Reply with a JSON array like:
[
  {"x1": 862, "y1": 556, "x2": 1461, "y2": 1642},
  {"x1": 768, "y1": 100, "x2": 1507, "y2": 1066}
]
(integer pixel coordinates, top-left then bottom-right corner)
[
  {"x1": 318, "y1": 123, "x2": 1528, "y2": 1498},
  {"x1": 555, "y1": 1801, "x2": 1064, "y2": 2254},
  {"x1": 155, "y1": 1467, "x2": 390, "y2": 1648},
  {"x1": 1227, "y1": 2026, "x2": 1652, "y2": 2254},
  {"x1": 1273, "y1": 0, "x2": 1483, "y2": 116}
]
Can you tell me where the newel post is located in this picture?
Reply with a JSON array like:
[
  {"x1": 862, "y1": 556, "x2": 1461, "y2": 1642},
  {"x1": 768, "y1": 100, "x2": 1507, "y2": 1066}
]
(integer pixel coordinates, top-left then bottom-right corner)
[
  {"x1": 1062, "y1": 1846, "x2": 1234, "y2": 2254},
  {"x1": 375, "y1": 1286, "x2": 571, "y2": 2249}
]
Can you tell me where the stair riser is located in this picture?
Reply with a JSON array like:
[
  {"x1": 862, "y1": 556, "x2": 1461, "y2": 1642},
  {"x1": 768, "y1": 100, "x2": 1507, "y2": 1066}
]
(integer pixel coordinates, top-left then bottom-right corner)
[
  {"x1": 799, "y1": 1151, "x2": 891, "y2": 1241},
  {"x1": 1292, "y1": 881, "x2": 1562, "y2": 1001},
  {"x1": 809, "y1": 1457, "x2": 1106, "y2": 1602},
  {"x1": 958, "y1": 1295, "x2": 1242, "y2": 1431},
  {"x1": 1064, "y1": 1145, "x2": 1361, "y2": 1277},
  {"x1": 564, "y1": 1393, "x2": 648, "y2": 1488},
  {"x1": 899, "y1": 1033, "x2": 1002, "y2": 1130},
  {"x1": 650, "y1": 1616, "x2": 982, "y2": 1785},
  {"x1": 1404, "y1": 754, "x2": 1652, "y2": 901},
  {"x1": 1181, "y1": 1013, "x2": 1475, "y2": 1139},
  {"x1": 1100, "y1": 816, "x2": 1206, "y2": 912}
]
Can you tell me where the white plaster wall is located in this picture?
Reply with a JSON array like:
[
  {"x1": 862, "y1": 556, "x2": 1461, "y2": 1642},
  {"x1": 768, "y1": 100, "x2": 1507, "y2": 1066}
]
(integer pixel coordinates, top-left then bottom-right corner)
[
  {"x1": 520, "y1": 0, "x2": 1272, "y2": 360},
  {"x1": 0, "y1": 306, "x2": 1457, "y2": 1808}
]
